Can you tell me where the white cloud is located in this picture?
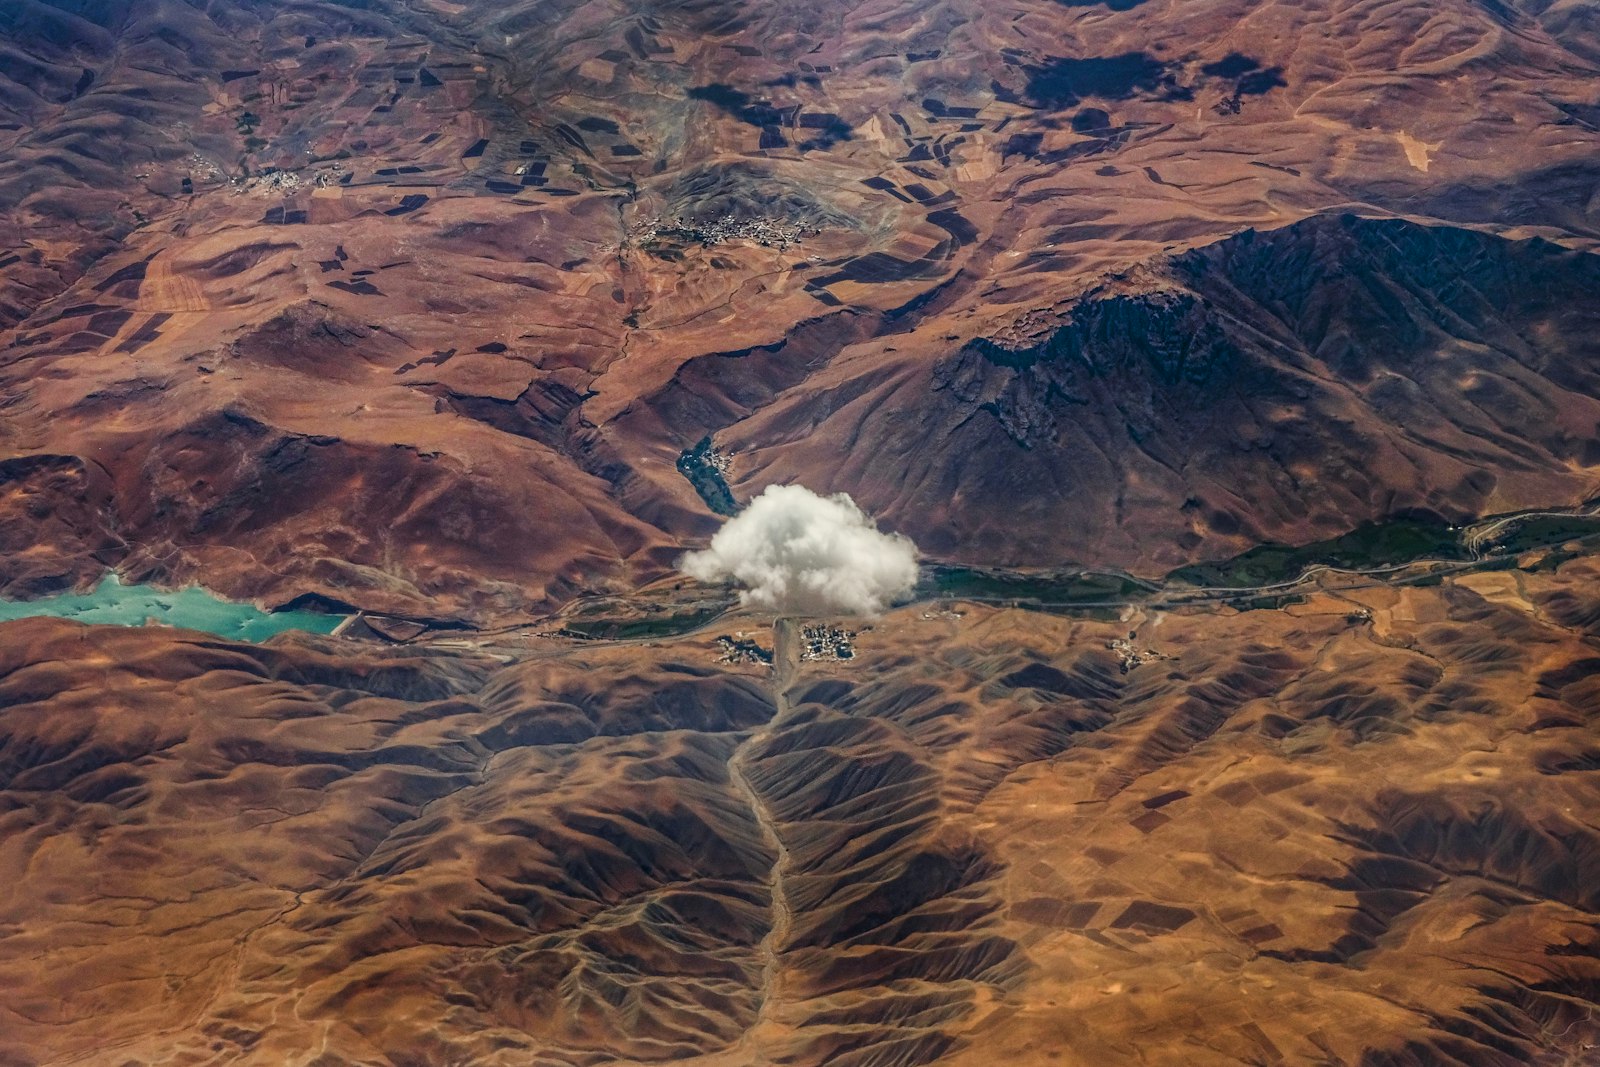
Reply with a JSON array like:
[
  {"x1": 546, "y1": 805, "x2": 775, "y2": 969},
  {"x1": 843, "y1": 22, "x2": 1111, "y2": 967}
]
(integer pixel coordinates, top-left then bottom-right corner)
[{"x1": 681, "y1": 485, "x2": 918, "y2": 617}]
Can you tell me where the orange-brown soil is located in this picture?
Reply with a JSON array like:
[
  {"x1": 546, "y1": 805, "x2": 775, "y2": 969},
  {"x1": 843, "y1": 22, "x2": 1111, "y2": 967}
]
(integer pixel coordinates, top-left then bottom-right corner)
[
  {"x1": 2, "y1": 553, "x2": 1597, "y2": 1065},
  {"x1": 4, "y1": 0, "x2": 1600, "y2": 619},
  {"x1": 5, "y1": 2, "x2": 1600, "y2": 1062}
]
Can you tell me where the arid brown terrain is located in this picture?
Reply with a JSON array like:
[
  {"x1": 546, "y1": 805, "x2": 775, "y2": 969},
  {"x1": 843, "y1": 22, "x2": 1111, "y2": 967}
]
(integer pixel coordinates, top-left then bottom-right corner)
[
  {"x1": 5, "y1": 0, "x2": 1600, "y2": 619},
  {"x1": 4, "y1": 0, "x2": 1600, "y2": 1063},
  {"x1": 3, "y1": 554, "x2": 1600, "y2": 1065}
]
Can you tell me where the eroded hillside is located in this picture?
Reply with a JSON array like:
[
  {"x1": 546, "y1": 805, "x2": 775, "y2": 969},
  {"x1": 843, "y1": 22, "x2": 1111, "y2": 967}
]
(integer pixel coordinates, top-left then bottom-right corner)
[
  {"x1": 4, "y1": 0, "x2": 1600, "y2": 620},
  {"x1": 3, "y1": 553, "x2": 1599, "y2": 1065}
]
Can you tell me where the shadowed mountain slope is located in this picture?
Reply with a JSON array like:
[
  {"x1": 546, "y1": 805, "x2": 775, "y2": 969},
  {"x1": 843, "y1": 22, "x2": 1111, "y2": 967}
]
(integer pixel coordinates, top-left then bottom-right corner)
[
  {"x1": 3, "y1": 0, "x2": 1600, "y2": 618},
  {"x1": 3, "y1": 551, "x2": 1599, "y2": 1064},
  {"x1": 719, "y1": 214, "x2": 1600, "y2": 572}
]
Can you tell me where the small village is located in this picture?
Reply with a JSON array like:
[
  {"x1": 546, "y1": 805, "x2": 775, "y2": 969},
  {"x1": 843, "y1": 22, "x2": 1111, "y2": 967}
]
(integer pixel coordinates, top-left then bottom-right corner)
[
  {"x1": 716, "y1": 632, "x2": 773, "y2": 665},
  {"x1": 627, "y1": 212, "x2": 816, "y2": 250},
  {"x1": 1106, "y1": 635, "x2": 1172, "y2": 674},
  {"x1": 801, "y1": 623, "x2": 856, "y2": 661}
]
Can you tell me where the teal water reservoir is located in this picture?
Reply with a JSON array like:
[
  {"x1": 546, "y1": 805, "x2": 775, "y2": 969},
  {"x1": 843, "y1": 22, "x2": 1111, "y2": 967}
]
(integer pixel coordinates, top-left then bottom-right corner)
[{"x1": 0, "y1": 575, "x2": 346, "y2": 643}]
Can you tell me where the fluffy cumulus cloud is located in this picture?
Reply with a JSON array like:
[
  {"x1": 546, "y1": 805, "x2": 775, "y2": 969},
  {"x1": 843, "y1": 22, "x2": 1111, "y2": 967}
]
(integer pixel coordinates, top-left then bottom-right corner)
[{"x1": 681, "y1": 485, "x2": 919, "y2": 616}]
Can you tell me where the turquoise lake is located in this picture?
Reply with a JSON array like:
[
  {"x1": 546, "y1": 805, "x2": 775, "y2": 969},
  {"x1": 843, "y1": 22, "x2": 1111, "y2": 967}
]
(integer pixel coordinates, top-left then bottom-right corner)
[{"x1": 0, "y1": 576, "x2": 346, "y2": 642}]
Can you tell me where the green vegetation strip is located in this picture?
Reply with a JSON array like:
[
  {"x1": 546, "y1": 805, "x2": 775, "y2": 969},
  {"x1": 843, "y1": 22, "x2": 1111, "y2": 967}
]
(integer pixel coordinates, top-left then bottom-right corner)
[
  {"x1": 1166, "y1": 517, "x2": 1466, "y2": 589},
  {"x1": 923, "y1": 511, "x2": 1600, "y2": 612},
  {"x1": 558, "y1": 604, "x2": 731, "y2": 641},
  {"x1": 921, "y1": 566, "x2": 1151, "y2": 603}
]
